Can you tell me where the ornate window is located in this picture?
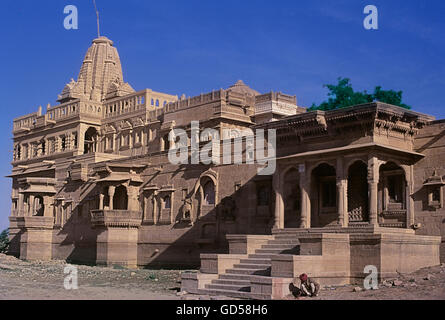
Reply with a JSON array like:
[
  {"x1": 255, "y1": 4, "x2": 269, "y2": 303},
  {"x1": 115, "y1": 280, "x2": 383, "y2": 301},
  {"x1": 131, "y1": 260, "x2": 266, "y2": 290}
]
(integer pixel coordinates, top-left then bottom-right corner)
[{"x1": 424, "y1": 171, "x2": 444, "y2": 210}]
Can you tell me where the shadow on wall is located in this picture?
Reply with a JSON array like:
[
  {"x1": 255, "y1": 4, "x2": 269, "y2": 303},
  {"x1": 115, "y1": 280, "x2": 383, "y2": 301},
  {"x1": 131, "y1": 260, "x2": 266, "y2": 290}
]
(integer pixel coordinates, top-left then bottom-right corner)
[
  {"x1": 9, "y1": 166, "x2": 275, "y2": 269},
  {"x1": 138, "y1": 166, "x2": 275, "y2": 269}
]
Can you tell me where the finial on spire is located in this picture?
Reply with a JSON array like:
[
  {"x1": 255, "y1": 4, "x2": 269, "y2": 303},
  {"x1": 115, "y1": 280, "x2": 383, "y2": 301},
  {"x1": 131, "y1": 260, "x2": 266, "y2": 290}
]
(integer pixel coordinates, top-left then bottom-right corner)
[{"x1": 93, "y1": 0, "x2": 100, "y2": 37}]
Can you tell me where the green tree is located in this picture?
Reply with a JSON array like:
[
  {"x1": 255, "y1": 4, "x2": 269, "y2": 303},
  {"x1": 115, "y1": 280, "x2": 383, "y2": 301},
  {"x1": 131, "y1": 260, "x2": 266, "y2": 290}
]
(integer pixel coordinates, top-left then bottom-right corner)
[
  {"x1": 309, "y1": 77, "x2": 411, "y2": 111},
  {"x1": 0, "y1": 228, "x2": 9, "y2": 253}
]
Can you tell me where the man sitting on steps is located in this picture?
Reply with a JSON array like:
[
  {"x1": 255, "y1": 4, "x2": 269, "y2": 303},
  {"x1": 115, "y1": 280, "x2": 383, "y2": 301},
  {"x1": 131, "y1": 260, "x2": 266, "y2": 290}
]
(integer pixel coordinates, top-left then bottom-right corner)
[{"x1": 290, "y1": 274, "x2": 320, "y2": 298}]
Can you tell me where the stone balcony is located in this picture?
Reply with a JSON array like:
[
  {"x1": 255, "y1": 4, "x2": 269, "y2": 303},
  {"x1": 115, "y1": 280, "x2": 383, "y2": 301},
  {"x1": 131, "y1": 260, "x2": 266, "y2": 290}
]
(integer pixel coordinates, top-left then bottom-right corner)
[{"x1": 90, "y1": 210, "x2": 142, "y2": 228}]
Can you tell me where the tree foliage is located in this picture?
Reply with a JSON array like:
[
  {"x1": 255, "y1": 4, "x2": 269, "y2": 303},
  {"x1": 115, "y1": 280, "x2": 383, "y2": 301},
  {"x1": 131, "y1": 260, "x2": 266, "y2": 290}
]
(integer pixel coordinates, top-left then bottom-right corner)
[
  {"x1": 0, "y1": 228, "x2": 9, "y2": 253},
  {"x1": 309, "y1": 77, "x2": 411, "y2": 111}
]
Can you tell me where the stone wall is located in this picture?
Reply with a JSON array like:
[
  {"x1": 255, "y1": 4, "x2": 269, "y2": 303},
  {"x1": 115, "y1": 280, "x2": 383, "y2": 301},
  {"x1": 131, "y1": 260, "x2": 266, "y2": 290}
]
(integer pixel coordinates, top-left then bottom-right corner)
[{"x1": 414, "y1": 120, "x2": 445, "y2": 262}]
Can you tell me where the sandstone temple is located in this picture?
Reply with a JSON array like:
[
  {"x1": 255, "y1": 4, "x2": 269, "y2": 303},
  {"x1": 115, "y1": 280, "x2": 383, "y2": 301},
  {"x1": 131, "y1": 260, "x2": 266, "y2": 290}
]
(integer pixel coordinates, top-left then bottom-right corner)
[{"x1": 8, "y1": 36, "x2": 445, "y2": 299}]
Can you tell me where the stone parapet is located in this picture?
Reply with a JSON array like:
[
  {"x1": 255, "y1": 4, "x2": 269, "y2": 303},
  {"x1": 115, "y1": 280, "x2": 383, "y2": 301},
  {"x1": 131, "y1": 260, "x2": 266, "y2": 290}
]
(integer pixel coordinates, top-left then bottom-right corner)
[
  {"x1": 181, "y1": 272, "x2": 219, "y2": 295},
  {"x1": 91, "y1": 210, "x2": 142, "y2": 228}
]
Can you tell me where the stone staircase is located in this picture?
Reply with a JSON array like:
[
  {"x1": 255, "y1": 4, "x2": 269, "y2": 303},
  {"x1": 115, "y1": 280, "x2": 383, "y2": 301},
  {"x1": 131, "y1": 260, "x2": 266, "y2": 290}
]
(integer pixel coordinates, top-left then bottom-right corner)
[{"x1": 197, "y1": 235, "x2": 300, "y2": 298}]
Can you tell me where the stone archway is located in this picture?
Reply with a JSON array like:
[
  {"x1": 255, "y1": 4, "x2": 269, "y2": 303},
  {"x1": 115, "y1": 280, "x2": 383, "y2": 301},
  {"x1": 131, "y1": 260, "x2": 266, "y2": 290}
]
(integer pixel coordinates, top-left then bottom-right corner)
[
  {"x1": 347, "y1": 161, "x2": 369, "y2": 223},
  {"x1": 311, "y1": 163, "x2": 337, "y2": 228},
  {"x1": 283, "y1": 168, "x2": 301, "y2": 228}
]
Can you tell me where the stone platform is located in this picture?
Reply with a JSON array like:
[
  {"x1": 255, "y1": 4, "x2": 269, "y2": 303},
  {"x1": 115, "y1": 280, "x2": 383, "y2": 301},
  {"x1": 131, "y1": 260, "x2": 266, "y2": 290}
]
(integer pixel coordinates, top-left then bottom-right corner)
[{"x1": 181, "y1": 227, "x2": 441, "y2": 299}]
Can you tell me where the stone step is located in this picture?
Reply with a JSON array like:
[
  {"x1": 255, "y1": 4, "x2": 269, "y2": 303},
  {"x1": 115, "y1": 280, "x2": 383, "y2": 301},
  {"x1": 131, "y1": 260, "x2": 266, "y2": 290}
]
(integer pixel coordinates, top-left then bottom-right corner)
[
  {"x1": 240, "y1": 258, "x2": 271, "y2": 264},
  {"x1": 226, "y1": 268, "x2": 270, "y2": 276},
  {"x1": 197, "y1": 288, "x2": 252, "y2": 299},
  {"x1": 255, "y1": 248, "x2": 289, "y2": 254},
  {"x1": 248, "y1": 253, "x2": 279, "y2": 260},
  {"x1": 233, "y1": 263, "x2": 271, "y2": 269},
  {"x1": 219, "y1": 274, "x2": 252, "y2": 281},
  {"x1": 205, "y1": 283, "x2": 251, "y2": 292},
  {"x1": 212, "y1": 279, "x2": 251, "y2": 286},
  {"x1": 261, "y1": 244, "x2": 298, "y2": 249},
  {"x1": 267, "y1": 239, "x2": 300, "y2": 245}
]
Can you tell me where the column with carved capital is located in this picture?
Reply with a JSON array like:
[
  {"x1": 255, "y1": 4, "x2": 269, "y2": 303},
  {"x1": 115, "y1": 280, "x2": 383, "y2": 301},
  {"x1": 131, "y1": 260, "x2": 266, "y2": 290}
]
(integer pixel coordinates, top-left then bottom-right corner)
[
  {"x1": 18, "y1": 193, "x2": 24, "y2": 217},
  {"x1": 43, "y1": 196, "x2": 53, "y2": 217},
  {"x1": 299, "y1": 164, "x2": 311, "y2": 229},
  {"x1": 99, "y1": 193, "x2": 104, "y2": 210},
  {"x1": 127, "y1": 186, "x2": 139, "y2": 211},
  {"x1": 336, "y1": 158, "x2": 348, "y2": 227},
  {"x1": 368, "y1": 156, "x2": 380, "y2": 226},
  {"x1": 403, "y1": 165, "x2": 415, "y2": 228},
  {"x1": 108, "y1": 186, "x2": 115, "y2": 210},
  {"x1": 28, "y1": 195, "x2": 35, "y2": 216},
  {"x1": 273, "y1": 170, "x2": 284, "y2": 229}
]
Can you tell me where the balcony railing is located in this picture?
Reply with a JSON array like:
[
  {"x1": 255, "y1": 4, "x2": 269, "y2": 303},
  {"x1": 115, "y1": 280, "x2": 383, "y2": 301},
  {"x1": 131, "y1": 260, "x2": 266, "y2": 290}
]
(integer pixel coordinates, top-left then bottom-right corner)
[{"x1": 90, "y1": 210, "x2": 142, "y2": 228}]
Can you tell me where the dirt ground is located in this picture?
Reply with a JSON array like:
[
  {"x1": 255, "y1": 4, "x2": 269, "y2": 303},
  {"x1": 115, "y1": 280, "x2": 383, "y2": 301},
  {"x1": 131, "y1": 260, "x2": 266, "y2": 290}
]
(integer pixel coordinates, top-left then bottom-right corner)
[{"x1": 1, "y1": 254, "x2": 444, "y2": 300}]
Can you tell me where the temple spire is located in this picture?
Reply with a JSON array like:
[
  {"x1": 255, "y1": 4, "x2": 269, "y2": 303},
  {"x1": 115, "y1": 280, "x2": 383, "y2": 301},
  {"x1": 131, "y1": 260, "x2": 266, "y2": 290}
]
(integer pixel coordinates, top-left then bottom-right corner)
[{"x1": 93, "y1": 0, "x2": 100, "y2": 38}]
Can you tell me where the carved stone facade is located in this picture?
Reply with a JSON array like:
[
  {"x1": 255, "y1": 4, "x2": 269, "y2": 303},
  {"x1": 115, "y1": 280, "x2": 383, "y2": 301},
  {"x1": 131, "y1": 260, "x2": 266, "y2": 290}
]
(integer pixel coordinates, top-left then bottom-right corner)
[{"x1": 7, "y1": 37, "x2": 445, "y2": 288}]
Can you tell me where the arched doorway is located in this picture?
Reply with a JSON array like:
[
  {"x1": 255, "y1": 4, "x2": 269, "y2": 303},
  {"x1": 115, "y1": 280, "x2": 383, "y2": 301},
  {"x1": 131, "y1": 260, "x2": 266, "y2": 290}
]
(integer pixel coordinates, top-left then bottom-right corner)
[
  {"x1": 283, "y1": 168, "x2": 301, "y2": 228},
  {"x1": 311, "y1": 163, "x2": 337, "y2": 227},
  {"x1": 84, "y1": 127, "x2": 98, "y2": 154},
  {"x1": 113, "y1": 186, "x2": 128, "y2": 210},
  {"x1": 379, "y1": 162, "x2": 406, "y2": 228},
  {"x1": 347, "y1": 161, "x2": 369, "y2": 223}
]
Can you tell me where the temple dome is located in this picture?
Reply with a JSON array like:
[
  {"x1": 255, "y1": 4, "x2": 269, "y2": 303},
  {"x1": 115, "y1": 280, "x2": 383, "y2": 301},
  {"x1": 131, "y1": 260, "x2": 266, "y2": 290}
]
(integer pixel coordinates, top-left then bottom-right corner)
[
  {"x1": 227, "y1": 80, "x2": 260, "y2": 96},
  {"x1": 58, "y1": 36, "x2": 134, "y2": 103}
]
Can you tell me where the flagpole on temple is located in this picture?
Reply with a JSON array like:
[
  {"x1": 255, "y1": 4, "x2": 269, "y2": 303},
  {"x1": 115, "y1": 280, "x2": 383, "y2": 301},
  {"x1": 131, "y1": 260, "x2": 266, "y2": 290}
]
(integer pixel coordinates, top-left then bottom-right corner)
[{"x1": 93, "y1": 0, "x2": 100, "y2": 37}]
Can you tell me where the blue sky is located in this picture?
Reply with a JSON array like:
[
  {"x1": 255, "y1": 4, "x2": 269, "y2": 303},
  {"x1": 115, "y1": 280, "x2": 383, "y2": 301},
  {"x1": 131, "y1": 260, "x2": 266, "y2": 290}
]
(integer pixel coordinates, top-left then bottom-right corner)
[{"x1": 1, "y1": 0, "x2": 445, "y2": 230}]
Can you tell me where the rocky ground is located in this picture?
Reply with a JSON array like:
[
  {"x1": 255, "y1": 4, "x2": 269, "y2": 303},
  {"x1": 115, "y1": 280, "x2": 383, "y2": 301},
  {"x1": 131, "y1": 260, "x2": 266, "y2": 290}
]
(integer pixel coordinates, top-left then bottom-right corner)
[{"x1": 1, "y1": 254, "x2": 444, "y2": 300}]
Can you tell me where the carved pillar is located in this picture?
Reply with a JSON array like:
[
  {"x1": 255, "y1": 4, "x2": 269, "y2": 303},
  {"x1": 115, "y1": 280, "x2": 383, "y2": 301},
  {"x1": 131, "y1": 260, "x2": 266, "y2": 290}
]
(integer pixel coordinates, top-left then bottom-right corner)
[
  {"x1": 336, "y1": 158, "x2": 348, "y2": 227},
  {"x1": 108, "y1": 186, "x2": 115, "y2": 210},
  {"x1": 43, "y1": 196, "x2": 52, "y2": 217},
  {"x1": 18, "y1": 193, "x2": 24, "y2": 217},
  {"x1": 127, "y1": 186, "x2": 139, "y2": 211},
  {"x1": 403, "y1": 165, "x2": 415, "y2": 228},
  {"x1": 28, "y1": 195, "x2": 35, "y2": 216},
  {"x1": 129, "y1": 130, "x2": 133, "y2": 149},
  {"x1": 152, "y1": 192, "x2": 158, "y2": 224},
  {"x1": 368, "y1": 156, "x2": 380, "y2": 226},
  {"x1": 273, "y1": 170, "x2": 284, "y2": 229},
  {"x1": 99, "y1": 193, "x2": 105, "y2": 210},
  {"x1": 336, "y1": 179, "x2": 348, "y2": 227},
  {"x1": 299, "y1": 164, "x2": 311, "y2": 229}
]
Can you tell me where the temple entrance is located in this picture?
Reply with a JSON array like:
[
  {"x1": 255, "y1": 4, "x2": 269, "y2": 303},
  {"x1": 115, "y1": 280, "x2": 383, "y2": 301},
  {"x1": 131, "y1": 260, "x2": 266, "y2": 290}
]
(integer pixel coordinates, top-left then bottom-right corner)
[
  {"x1": 113, "y1": 186, "x2": 128, "y2": 210},
  {"x1": 84, "y1": 127, "x2": 98, "y2": 154},
  {"x1": 347, "y1": 161, "x2": 369, "y2": 223},
  {"x1": 311, "y1": 163, "x2": 337, "y2": 228},
  {"x1": 283, "y1": 168, "x2": 301, "y2": 228},
  {"x1": 379, "y1": 162, "x2": 407, "y2": 228}
]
